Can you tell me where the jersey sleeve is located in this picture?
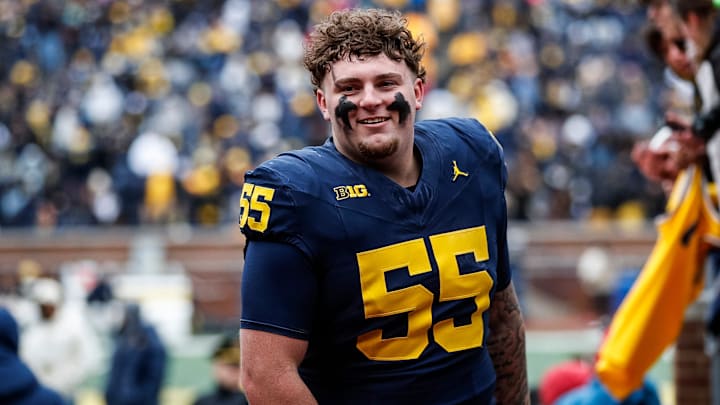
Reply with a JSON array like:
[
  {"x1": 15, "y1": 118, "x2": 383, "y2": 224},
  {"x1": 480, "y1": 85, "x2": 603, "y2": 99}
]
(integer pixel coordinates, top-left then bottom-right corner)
[
  {"x1": 238, "y1": 156, "x2": 323, "y2": 339},
  {"x1": 238, "y1": 158, "x2": 312, "y2": 256},
  {"x1": 240, "y1": 240, "x2": 318, "y2": 339}
]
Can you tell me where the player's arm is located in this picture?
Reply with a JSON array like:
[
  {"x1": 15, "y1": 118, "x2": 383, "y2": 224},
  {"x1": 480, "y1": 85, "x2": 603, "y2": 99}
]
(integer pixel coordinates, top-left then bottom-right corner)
[
  {"x1": 240, "y1": 330, "x2": 316, "y2": 405},
  {"x1": 239, "y1": 240, "x2": 319, "y2": 405},
  {"x1": 487, "y1": 282, "x2": 529, "y2": 404},
  {"x1": 484, "y1": 118, "x2": 529, "y2": 403}
]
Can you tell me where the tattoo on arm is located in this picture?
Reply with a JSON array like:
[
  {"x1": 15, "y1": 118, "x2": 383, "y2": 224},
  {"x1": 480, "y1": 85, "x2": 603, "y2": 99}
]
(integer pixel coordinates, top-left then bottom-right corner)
[{"x1": 487, "y1": 283, "x2": 529, "y2": 404}]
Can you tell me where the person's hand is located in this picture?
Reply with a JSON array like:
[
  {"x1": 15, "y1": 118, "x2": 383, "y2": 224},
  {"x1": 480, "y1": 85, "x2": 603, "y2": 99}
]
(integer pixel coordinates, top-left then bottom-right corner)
[
  {"x1": 631, "y1": 140, "x2": 676, "y2": 182},
  {"x1": 632, "y1": 115, "x2": 707, "y2": 187},
  {"x1": 665, "y1": 111, "x2": 706, "y2": 168}
]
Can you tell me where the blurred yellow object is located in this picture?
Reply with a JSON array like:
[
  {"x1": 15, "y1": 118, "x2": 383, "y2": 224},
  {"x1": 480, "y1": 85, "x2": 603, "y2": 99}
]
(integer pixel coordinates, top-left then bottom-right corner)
[
  {"x1": 596, "y1": 165, "x2": 713, "y2": 400},
  {"x1": 427, "y1": 0, "x2": 460, "y2": 32},
  {"x1": 68, "y1": 126, "x2": 93, "y2": 156},
  {"x1": 447, "y1": 72, "x2": 476, "y2": 100},
  {"x1": 587, "y1": 207, "x2": 613, "y2": 229},
  {"x1": 530, "y1": 132, "x2": 557, "y2": 162},
  {"x1": 108, "y1": 1, "x2": 131, "y2": 25},
  {"x1": 247, "y1": 51, "x2": 274, "y2": 76},
  {"x1": 149, "y1": 7, "x2": 175, "y2": 35},
  {"x1": 183, "y1": 165, "x2": 221, "y2": 197},
  {"x1": 309, "y1": 1, "x2": 333, "y2": 24},
  {"x1": 213, "y1": 114, "x2": 239, "y2": 139},
  {"x1": 615, "y1": 201, "x2": 646, "y2": 232},
  {"x1": 470, "y1": 82, "x2": 517, "y2": 133},
  {"x1": 111, "y1": 27, "x2": 156, "y2": 59},
  {"x1": 25, "y1": 99, "x2": 50, "y2": 137},
  {"x1": 197, "y1": 203, "x2": 220, "y2": 225},
  {"x1": 145, "y1": 172, "x2": 176, "y2": 219},
  {"x1": 201, "y1": 23, "x2": 241, "y2": 54},
  {"x1": 290, "y1": 91, "x2": 317, "y2": 117},
  {"x1": 137, "y1": 58, "x2": 170, "y2": 97},
  {"x1": 492, "y1": 1, "x2": 518, "y2": 28},
  {"x1": 10, "y1": 60, "x2": 37, "y2": 86},
  {"x1": 447, "y1": 32, "x2": 487, "y2": 66},
  {"x1": 223, "y1": 147, "x2": 252, "y2": 186},
  {"x1": 16, "y1": 259, "x2": 42, "y2": 281},
  {"x1": 405, "y1": 12, "x2": 438, "y2": 51}
]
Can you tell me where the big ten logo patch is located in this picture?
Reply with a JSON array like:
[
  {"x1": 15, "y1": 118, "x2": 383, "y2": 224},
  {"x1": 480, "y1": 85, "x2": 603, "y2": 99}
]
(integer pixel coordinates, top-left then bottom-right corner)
[{"x1": 334, "y1": 184, "x2": 370, "y2": 200}]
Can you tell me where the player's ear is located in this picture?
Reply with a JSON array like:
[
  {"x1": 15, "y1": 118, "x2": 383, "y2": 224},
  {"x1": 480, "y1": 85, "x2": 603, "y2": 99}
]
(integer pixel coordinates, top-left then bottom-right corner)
[
  {"x1": 413, "y1": 77, "x2": 424, "y2": 110},
  {"x1": 316, "y1": 89, "x2": 331, "y2": 121}
]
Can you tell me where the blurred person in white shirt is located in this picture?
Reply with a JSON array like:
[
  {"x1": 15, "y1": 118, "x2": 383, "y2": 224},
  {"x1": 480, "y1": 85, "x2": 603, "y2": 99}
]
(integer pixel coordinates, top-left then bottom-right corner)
[{"x1": 19, "y1": 277, "x2": 103, "y2": 403}]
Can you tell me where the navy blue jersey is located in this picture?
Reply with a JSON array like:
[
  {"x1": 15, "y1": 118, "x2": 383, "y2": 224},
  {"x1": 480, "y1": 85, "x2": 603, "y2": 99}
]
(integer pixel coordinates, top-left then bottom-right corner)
[{"x1": 239, "y1": 117, "x2": 510, "y2": 404}]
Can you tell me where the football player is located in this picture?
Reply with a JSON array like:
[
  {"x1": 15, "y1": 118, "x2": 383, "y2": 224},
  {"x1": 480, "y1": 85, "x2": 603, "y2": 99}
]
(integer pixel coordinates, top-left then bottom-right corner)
[{"x1": 238, "y1": 8, "x2": 528, "y2": 404}]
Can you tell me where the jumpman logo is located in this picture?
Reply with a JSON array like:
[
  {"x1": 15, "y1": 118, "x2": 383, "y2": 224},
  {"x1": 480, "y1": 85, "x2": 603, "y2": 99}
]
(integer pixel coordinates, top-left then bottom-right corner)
[{"x1": 452, "y1": 160, "x2": 469, "y2": 182}]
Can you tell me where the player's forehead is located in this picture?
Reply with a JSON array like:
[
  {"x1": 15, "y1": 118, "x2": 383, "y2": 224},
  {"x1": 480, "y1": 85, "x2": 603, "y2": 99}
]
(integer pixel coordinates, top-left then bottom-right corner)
[{"x1": 325, "y1": 54, "x2": 411, "y2": 84}]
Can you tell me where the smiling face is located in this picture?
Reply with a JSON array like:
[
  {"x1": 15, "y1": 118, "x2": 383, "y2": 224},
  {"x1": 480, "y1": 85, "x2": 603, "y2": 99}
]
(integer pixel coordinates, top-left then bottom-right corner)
[{"x1": 316, "y1": 54, "x2": 424, "y2": 166}]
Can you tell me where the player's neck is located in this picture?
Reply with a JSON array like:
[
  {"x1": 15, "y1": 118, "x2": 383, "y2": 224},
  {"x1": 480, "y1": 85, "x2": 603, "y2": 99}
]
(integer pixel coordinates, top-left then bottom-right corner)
[{"x1": 374, "y1": 145, "x2": 422, "y2": 188}]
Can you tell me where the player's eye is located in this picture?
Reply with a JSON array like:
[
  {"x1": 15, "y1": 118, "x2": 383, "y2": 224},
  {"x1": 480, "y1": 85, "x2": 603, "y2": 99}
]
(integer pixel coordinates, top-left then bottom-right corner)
[{"x1": 337, "y1": 84, "x2": 358, "y2": 95}]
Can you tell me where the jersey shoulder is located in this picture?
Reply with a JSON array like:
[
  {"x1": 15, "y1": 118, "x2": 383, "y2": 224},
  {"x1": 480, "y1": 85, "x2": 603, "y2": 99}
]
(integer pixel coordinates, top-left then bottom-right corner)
[
  {"x1": 416, "y1": 117, "x2": 504, "y2": 164},
  {"x1": 239, "y1": 143, "x2": 345, "y2": 251}
]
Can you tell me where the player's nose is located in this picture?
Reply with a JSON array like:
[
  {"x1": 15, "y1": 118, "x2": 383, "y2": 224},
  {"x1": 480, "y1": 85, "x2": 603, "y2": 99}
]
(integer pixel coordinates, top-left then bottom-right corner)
[{"x1": 358, "y1": 85, "x2": 383, "y2": 109}]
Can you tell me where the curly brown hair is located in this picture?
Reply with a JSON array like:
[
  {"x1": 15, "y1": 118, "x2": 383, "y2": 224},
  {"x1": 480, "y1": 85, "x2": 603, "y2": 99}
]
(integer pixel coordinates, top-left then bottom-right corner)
[{"x1": 303, "y1": 8, "x2": 427, "y2": 91}]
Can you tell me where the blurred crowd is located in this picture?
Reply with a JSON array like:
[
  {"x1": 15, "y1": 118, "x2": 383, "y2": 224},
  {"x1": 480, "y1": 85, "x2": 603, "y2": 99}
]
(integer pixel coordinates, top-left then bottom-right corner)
[{"x1": 0, "y1": 0, "x2": 674, "y2": 228}]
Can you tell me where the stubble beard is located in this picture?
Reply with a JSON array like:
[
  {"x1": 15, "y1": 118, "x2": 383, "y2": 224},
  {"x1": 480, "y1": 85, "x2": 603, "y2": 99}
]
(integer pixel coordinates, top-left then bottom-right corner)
[{"x1": 358, "y1": 136, "x2": 398, "y2": 161}]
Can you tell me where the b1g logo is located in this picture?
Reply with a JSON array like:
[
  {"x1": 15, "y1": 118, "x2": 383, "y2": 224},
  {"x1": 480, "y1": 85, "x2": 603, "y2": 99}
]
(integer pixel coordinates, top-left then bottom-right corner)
[{"x1": 334, "y1": 184, "x2": 370, "y2": 200}]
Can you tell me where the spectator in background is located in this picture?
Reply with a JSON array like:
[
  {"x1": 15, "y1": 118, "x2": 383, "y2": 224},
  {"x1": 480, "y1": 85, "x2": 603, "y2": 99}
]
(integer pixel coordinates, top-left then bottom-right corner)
[
  {"x1": 641, "y1": 13, "x2": 696, "y2": 93},
  {"x1": 631, "y1": 3, "x2": 703, "y2": 189},
  {"x1": 193, "y1": 333, "x2": 248, "y2": 405},
  {"x1": 538, "y1": 357, "x2": 594, "y2": 405},
  {"x1": 85, "y1": 274, "x2": 123, "y2": 336},
  {"x1": 105, "y1": 302, "x2": 167, "y2": 405},
  {"x1": 19, "y1": 277, "x2": 103, "y2": 404},
  {"x1": 635, "y1": 0, "x2": 720, "y2": 184},
  {"x1": 666, "y1": 0, "x2": 720, "y2": 165},
  {"x1": 0, "y1": 307, "x2": 65, "y2": 405}
]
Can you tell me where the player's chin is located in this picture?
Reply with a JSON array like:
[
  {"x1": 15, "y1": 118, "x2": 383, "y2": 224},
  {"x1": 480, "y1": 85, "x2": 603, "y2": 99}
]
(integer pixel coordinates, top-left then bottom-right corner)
[{"x1": 358, "y1": 137, "x2": 398, "y2": 160}]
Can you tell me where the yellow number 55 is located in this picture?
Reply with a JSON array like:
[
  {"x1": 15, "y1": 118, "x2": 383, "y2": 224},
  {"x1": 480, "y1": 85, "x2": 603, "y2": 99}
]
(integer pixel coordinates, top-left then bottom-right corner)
[
  {"x1": 356, "y1": 226, "x2": 494, "y2": 361},
  {"x1": 239, "y1": 182, "x2": 275, "y2": 232}
]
